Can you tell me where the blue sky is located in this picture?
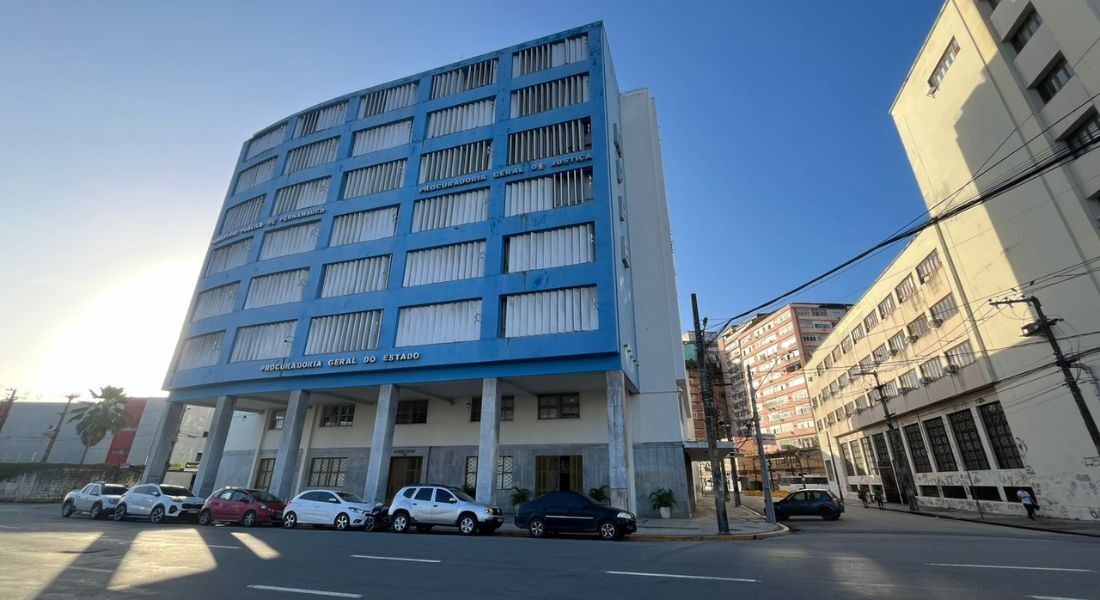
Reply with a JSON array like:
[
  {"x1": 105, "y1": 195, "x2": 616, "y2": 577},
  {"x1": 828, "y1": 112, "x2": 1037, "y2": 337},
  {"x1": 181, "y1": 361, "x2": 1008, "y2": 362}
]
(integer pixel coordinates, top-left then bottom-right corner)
[{"x1": 0, "y1": 1, "x2": 942, "y2": 396}]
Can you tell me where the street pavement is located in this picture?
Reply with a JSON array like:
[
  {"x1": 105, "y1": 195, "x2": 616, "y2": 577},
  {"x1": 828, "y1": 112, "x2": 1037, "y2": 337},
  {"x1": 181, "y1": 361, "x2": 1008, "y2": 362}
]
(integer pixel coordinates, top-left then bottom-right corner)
[{"x1": 1, "y1": 502, "x2": 1097, "y2": 600}]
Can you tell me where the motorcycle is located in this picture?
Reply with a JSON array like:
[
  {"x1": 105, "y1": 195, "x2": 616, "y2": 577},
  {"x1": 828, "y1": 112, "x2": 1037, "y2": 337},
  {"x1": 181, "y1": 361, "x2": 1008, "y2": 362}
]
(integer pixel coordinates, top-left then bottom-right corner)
[{"x1": 363, "y1": 503, "x2": 390, "y2": 532}]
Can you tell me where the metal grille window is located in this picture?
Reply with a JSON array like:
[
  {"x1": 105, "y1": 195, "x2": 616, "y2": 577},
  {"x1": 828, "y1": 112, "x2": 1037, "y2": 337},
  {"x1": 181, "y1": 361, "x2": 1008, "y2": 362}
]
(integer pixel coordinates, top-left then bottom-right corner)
[
  {"x1": 920, "y1": 358, "x2": 945, "y2": 381},
  {"x1": 395, "y1": 400, "x2": 428, "y2": 424},
  {"x1": 916, "y1": 250, "x2": 941, "y2": 282},
  {"x1": 273, "y1": 178, "x2": 330, "y2": 215},
  {"x1": 887, "y1": 332, "x2": 907, "y2": 354},
  {"x1": 245, "y1": 268, "x2": 309, "y2": 309},
  {"x1": 192, "y1": 283, "x2": 239, "y2": 321},
  {"x1": 841, "y1": 336, "x2": 853, "y2": 353},
  {"x1": 403, "y1": 240, "x2": 486, "y2": 287},
  {"x1": 505, "y1": 223, "x2": 594, "y2": 272},
  {"x1": 512, "y1": 34, "x2": 588, "y2": 76},
  {"x1": 1009, "y1": 9, "x2": 1041, "y2": 52},
  {"x1": 207, "y1": 238, "x2": 253, "y2": 275},
  {"x1": 945, "y1": 340, "x2": 976, "y2": 367},
  {"x1": 269, "y1": 410, "x2": 285, "y2": 430},
  {"x1": 849, "y1": 441, "x2": 868, "y2": 476},
  {"x1": 352, "y1": 120, "x2": 413, "y2": 155},
  {"x1": 860, "y1": 437, "x2": 878, "y2": 475},
  {"x1": 431, "y1": 58, "x2": 498, "y2": 99},
  {"x1": 464, "y1": 456, "x2": 477, "y2": 489},
  {"x1": 850, "y1": 323, "x2": 865, "y2": 342},
  {"x1": 427, "y1": 99, "x2": 495, "y2": 138},
  {"x1": 510, "y1": 74, "x2": 590, "y2": 118},
  {"x1": 395, "y1": 299, "x2": 482, "y2": 347},
  {"x1": 503, "y1": 286, "x2": 598, "y2": 338},
  {"x1": 307, "y1": 457, "x2": 347, "y2": 487},
  {"x1": 284, "y1": 137, "x2": 339, "y2": 175},
  {"x1": 320, "y1": 405, "x2": 355, "y2": 427},
  {"x1": 898, "y1": 369, "x2": 920, "y2": 391},
  {"x1": 497, "y1": 456, "x2": 514, "y2": 489},
  {"x1": 908, "y1": 314, "x2": 930, "y2": 338},
  {"x1": 246, "y1": 124, "x2": 286, "y2": 160},
  {"x1": 418, "y1": 140, "x2": 492, "y2": 183},
  {"x1": 538, "y1": 394, "x2": 580, "y2": 419},
  {"x1": 412, "y1": 189, "x2": 488, "y2": 232},
  {"x1": 230, "y1": 320, "x2": 296, "y2": 362},
  {"x1": 178, "y1": 332, "x2": 224, "y2": 370},
  {"x1": 235, "y1": 158, "x2": 277, "y2": 194},
  {"x1": 259, "y1": 222, "x2": 319, "y2": 260},
  {"x1": 882, "y1": 380, "x2": 899, "y2": 398},
  {"x1": 342, "y1": 160, "x2": 406, "y2": 198},
  {"x1": 930, "y1": 294, "x2": 959, "y2": 322},
  {"x1": 903, "y1": 424, "x2": 933, "y2": 473},
  {"x1": 947, "y1": 409, "x2": 991, "y2": 470},
  {"x1": 360, "y1": 82, "x2": 419, "y2": 118},
  {"x1": 877, "y1": 295, "x2": 896, "y2": 319},
  {"x1": 505, "y1": 168, "x2": 593, "y2": 215},
  {"x1": 330, "y1": 206, "x2": 398, "y2": 246},
  {"x1": 254, "y1": 458, "x2": 275, "y2": 490},
  {"x1": 297, "y1": 102, "x2": 347, "y2": 137},
  {"x1": 470, "y1": 396, "x2": 515, "y2": 422},
  {"x1": 320, "y1": 255, "x2": 391, "y2": 297},
  {"x1": 305, "y1": 310, "x2": 383, "y2": 354},
  {"x1": 1036, "y1": 56, "x2": 1073, "y2": 104},
  {"x1": 895, "y1": 274, "x2": 917, "y2": 303},
  {"x1": 863, "y1": 310, "x2": 879, "y2": 333},
  {"x1": 928, "y1": 38, "x2": 960, "y2": 89},
  {"x1": 872, "y1": 433, "x2": 891, "y2": 470},
  {"x1": 872, "y1": 344, "x2": 889, "y2": 364},
  {"x1": 840, "y1": 443, "x2": 856, "y2": 476},
  {"x1": 978, "y1": 401, "x2": 1024, "y2": 469},
  {"x1": 508, "y1": 118, "x2": 591, "y2": 164},
  {"x1": 221, "y1": 195, "x2": 265, "y2": 233},
  {"x1": 1065, "y1": 111, "x2": 1100, "y2": 152}
]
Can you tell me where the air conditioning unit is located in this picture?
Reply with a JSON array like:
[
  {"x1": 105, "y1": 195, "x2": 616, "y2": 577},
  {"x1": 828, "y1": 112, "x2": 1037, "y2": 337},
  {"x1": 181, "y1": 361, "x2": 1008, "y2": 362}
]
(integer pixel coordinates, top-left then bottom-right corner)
[
  {"x1": 888, "y1": 348, "x2": 899, "y2": 356},
  {"x1": 930, "y1": 318, "x2": 944, "y2": 328},
  {"x1": 944, "y1": 364, "x2": 959, "y2": 375},
  {"x1": 907, "y1": 335, "x2": 920, "y2": 343}
]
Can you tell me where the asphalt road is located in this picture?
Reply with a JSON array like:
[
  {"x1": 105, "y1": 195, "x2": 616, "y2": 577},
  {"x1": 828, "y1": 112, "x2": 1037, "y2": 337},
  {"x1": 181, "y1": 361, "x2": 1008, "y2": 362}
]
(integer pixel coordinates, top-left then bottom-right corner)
[{"x1": 1, "y1": 503, "x2": 1097, "y2": 600}]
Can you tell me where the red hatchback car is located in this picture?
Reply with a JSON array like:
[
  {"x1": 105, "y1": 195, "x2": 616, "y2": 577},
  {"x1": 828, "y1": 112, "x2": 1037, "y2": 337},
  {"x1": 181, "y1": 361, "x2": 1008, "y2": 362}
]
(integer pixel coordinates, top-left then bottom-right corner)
[{"x1": 199, "y1": 487, "x2": 285, "y2": 527}]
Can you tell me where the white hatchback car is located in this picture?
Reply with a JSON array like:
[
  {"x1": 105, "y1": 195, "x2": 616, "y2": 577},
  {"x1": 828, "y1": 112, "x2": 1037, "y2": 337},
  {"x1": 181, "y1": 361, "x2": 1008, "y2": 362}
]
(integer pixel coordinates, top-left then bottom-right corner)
[
  {"x1": 113, "y1": 484, "x2": 206, "y2": 524},
  {"x1": 282, "y1": 490, "x2": 373, "y2": 531}
]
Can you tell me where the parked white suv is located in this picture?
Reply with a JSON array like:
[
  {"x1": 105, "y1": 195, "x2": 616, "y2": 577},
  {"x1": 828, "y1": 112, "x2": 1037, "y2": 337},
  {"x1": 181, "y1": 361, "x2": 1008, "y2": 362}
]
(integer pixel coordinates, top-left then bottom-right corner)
[
  {"x1": 389, "y1": 485, "x2": 503, "y2": 535},
  {"x1": 282, "y1": 490, "x2": 373, "y2": 531},
  {"x1": 113, "y1": 484, "x2": 205, "y2": 524},
  {"x1": 62, "y1": 482, "x2": 129, "y2": 520}
]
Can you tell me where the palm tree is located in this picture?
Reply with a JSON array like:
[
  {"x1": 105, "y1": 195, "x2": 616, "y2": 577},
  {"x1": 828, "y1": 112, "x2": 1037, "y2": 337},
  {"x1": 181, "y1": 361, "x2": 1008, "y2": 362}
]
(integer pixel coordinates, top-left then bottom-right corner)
[{"x1": 68, "y1": 386, "x2": 131, "y2": 464}]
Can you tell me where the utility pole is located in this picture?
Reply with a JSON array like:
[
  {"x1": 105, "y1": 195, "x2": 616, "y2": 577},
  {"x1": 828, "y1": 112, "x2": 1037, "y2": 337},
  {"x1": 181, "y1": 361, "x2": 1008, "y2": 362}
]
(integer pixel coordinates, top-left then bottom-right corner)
[
  {"x1": 990, "y1": 296, "x2": 1100, "y2": 456},
  {"x1": 41, "y1": 393, "x2": 79, "y2": 464},
  {"x1": 861, "y1": 370, "x2": 918, "y2": 511},
  {"x1": 691, "y1": 293, "x2": 730, "y2": 534},
  {"x1": 0, "y1": 389, "x2": 17, "y2": 436},
  {"x1": 745, "y1": 366, "x2": 776, "y2": 523}
]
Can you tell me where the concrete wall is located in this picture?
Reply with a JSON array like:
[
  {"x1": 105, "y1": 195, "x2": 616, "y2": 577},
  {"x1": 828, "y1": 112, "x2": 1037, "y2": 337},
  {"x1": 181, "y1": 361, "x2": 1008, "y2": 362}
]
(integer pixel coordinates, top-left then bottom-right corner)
[{"x1": 0, "y1": 465, "x2": 143, "y2": 502}]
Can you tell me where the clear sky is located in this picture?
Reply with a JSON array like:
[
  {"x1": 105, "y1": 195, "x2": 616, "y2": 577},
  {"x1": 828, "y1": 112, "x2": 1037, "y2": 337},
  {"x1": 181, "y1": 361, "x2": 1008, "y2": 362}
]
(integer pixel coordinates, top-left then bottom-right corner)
[{"x1": 0, "y1": 0, "x2": 943, "y2": 399}]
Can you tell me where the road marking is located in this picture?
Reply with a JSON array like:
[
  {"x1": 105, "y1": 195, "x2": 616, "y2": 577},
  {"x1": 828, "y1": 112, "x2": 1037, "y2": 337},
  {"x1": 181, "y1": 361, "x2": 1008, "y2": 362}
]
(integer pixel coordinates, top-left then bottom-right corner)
[
  {"x1": 247, "y1": 585, "x2": 361, "y2": 598},
  {"x1": 66, "y1": 566, "x2": 114, "y2": 574},
  {"x1": 605, "y1": 570, "x2": 758, "y2": 583},
  {"x1": 1027, "y1": 596, "x2": 1091, "y2": 600},
  {"x1": 0, "y1": 525, "x2": 19, "y2": 529},
  {"x1": 206, "y1": 544, "x2": 241, "y2": 550},
  {"x1": 350, "y1": 554, "x2": 441, "y2": 563},
  {"x1": 927, "y1": 563, "x2": 1091, "y2": 573}
]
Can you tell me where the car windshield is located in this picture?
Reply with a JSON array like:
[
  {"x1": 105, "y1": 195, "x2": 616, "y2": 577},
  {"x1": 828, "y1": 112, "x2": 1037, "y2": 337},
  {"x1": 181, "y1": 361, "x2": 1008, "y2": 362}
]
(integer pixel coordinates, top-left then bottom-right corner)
[
  {"x1": 249, "y1": 490, "x2": 280, "y2": 502},
  {"x1": 447, "y1": 487, "x2": 476, "y2": 502},
  {"x1": 103, "y1": 485, "x2": 128, "y2": 495},
  {"x1": 160, "y1": 486, "x2": 194, "y2": 497},
  {"x1": 337, "y1": 492, "x2": 364, "y2": 503}
]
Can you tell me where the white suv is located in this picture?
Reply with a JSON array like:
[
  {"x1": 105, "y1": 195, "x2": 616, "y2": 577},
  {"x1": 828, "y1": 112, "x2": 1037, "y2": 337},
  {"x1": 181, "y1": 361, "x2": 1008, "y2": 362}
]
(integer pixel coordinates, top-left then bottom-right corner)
[
  {"x1": 62, "y1": 482, "x2": 129, "y2": 520},
  {"x1": 282, "y1": 490, "x2": 373, "y2": 531},
  {"x1": 389, "y1": 485, "x2": 503, "y2": 535},
  {"x1": 113, "y1": 484, "x2": 206, "y2": 524}
]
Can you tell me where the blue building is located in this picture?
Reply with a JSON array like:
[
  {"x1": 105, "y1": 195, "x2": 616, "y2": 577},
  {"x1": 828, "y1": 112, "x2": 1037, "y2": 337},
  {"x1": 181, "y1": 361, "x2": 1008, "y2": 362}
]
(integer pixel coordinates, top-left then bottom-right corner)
[{"x1": 147, "y1": 23, "x2": 691, "y2": 516}]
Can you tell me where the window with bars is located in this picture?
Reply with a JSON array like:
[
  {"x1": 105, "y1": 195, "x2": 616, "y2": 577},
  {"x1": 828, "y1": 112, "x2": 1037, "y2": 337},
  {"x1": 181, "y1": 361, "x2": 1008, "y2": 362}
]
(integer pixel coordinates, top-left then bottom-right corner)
[
  {"x1": 505, "y1": 168, "x2": 594, "y2": 215},
  {"x1": 418, "y1": 140, "x2": 492, "y2": 183},
  {"x1": 849, "y1": 440, "x2": 868, "y2": 476},
  {"x1": 221, "y1": 195, "x2": 265, "y2": 234},
  {"x1": 841, "y1": 336, "x2": 853, "y2": 353},
  {"x1": 978, "y1": 401, "x2": 1024, "y2": 469},
  {"x1": 863, "y1": 310, "x2": 879, "y2": 332},
  {"x1": 895, "y1": 274, "x2": 917, "y2": 303},
  {"x1": 431, "y1": 58, "x2": 498, "y2": 99},
  {"x1": 860, "y1": 437, "x2": 879, "y2": 475},
  {"x1": 297, "y1": 102, "x2": 347, "y2": 137},
  {"x1": 396, "y1": 400, "x2": 428, "y2": 424},
  {"x1": 538, "y1": 394, "x2": 580, "y2": 419},
  {"x1": 254, "y1": 458, "x2": 275, "y2": 490},
  {"x1": 920, "y1": 358, "x2": 945, "y2": 381},
  {"x1": 948, "y1": 409, "x2": 990, "y2": 470},
  {"x1": 470, "y1": 396, "x2": 515, "y2": 422},
  {"x1": 872, "y1": 344, "x2": 889, "y2": 364},
  {"x1": 510, "y1": 74, "x2": 590, "y2": 118},
  {"x1": 464, "y1": 456, "x2": 478, "y2": 489},
  {"x1": 930, "y1": 294, "x2": 959, "y2": 322},
  {"x1": 1036, "y1": 56, "x2": 1073, "y2": 104},
  {"x1": 928, "y1": 38, "x2": 960, "y2": 89},
  {"x1": 512, "y1": 34, "x2": 588, "y2": 76},
  {"x1": 1009, "y1": 8, "x2": 1041, "y2": 52},
  {"x1": 916, "y1": 250, "x2": 942, "y2": 282},
  {"x1": 320, "y1": 405, "x2": 355, "y2": 427},
  {"x1": 899, "y1": 369, "x2": 920, "y2": 391},
  {"x1": 463, "y1": 456, "x2": 515, "y2": 489},
  {"x1": 307, "y1": 457, "x2": 347, "y2": 487},
  {"x1": 360, "y1": 82, "x2": 419, "y2": 118},
  {"x1": 946, "y1": 340, "x2": 976, "y2": 367},
  {"x1": 878, "y1": 295, "x2": 897, "y2": 319},
  {"x1": 903, "y1": 423, "x2": 933, "y2": 473},
  {"x1": 888, "y1": 332, "x2": 907, "y2": 354},
  {"x1": 269, "y1": 410, "x2": 285, "y2": 430},
  {"x1": 851, "y1": 323, "x2": 865, "y2": 342}
]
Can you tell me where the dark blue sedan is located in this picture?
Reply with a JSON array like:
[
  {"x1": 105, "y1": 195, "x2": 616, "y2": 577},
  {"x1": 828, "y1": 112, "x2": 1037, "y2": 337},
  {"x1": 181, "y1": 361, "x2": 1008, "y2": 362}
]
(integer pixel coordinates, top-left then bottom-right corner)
[{"x1": 774, "y1": 489, "x2": 844, "y2": 521}]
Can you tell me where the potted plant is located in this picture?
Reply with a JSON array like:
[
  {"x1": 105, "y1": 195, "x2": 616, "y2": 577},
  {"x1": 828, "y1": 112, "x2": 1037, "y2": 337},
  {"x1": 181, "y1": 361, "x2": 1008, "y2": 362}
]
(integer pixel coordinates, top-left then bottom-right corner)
[
  {"x1": 649, "y1": 487, "x2": 676, "y2": 519},
  {"x1": 589, "y1": 485, "x2": 610, "y2": 504},
  {"x1": 510, "y1": 487, "x2": 531, "y2": 513}
]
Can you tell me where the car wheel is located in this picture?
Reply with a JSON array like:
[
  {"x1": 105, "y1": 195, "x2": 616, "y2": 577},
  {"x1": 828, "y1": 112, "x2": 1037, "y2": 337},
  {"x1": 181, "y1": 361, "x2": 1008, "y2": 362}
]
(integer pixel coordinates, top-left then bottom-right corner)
[
  {"x1": 241, "y1": 511, "x2": 257, "y2": 528},
  {"x1": 334, "y1": 513, "x2": 350, "y2": 531},
  {"x1": 458, "y1": 513, "x2": 478, "y2": 536},
  {"x1": 598, "y1": 520, "x2": 621, "y2": 541},
  {"x1": 283, "y1": 511, "x2": 298, "y2": 529},
  {"x1": 62, "y1": 501, "x2": 74, "y2": 518},
  {"x1": 820, "y1": 508, "x2": 839, "y2": 521},
  {"x1": 528, "y1": 517, "x2": 547, "y2": 538},
  {"x1": 149, "y1": 506, "x2": 165, "y2": 524},
  {"x1": 363, "y1": 515, "x2": 377, "y2": 531},
  {"x1": 113, "y1": 504, "x2": 127, "y2": 521},
  {"x1": 416, "y1": 525, "x2": 433, "y2": 533},
  {"x1": 198, "y1": 509, "x2": 214, "y2": 526},
  {"x1": 391, "y1": 511, "x2": 410, "y2": 533},
  {"x1": 89, "y1": 503, "x2": 102, "y2": 520}
]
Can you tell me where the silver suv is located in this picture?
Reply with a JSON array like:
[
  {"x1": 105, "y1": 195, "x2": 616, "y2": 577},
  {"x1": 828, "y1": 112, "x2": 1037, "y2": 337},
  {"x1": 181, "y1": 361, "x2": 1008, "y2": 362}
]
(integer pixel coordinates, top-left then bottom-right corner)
[
  {"x1": 389, "y1": 485, "x2": 503, "y2": 535},
  {"x1": 62, "y1": 482, "x2": 129, "y2": 520}
]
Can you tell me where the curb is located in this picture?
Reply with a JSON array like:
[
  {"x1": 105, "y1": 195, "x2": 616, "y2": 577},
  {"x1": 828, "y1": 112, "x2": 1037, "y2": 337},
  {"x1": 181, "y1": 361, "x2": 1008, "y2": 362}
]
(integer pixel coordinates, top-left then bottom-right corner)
[
  {"x1": 882, "y1": 506, "x2": 1100, "y2": 538},
  {"x1": 491, "y1": 526, "x2": 788, "y2": 541}
]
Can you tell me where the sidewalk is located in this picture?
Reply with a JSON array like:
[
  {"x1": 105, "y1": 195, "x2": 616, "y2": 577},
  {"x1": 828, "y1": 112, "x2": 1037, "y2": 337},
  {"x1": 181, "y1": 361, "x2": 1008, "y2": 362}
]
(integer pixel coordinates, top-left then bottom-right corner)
[
  {"x1": 881, "y1": 503, "x2": 1100, "y2": 537},
  {"x1": 498, "y1": 502, "x2": 786, "y2": 540}
]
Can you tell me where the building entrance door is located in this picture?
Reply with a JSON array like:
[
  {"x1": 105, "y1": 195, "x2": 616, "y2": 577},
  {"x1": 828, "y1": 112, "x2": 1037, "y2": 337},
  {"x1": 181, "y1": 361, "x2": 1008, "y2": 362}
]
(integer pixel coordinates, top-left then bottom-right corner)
[
  {"x1": 535, "y1": 455, "x2": 582, "y2": 496},
  {"x1": 872, "y1": 433, "x2": 902, "y2": 503},
  {"x1": 387, "y1": 456, "x2": 422, "y2": 501}
]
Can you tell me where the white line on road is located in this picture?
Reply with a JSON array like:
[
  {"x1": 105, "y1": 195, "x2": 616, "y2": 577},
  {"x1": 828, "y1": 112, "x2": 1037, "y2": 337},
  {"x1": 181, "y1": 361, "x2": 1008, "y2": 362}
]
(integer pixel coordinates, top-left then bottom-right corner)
[
  {"x1": 1027, "y1": 596, "x2": 1092, "y2": 600},
  {"x1": 605, "y1": 570, "x2": 758, "y2": 583},
  {"x1": 927, "y1": 563, "x2": 1092, "y2": 573},
  {"x1": 350, "y1": 554, "x2": 441, "y2": 563},
  {"x1": 0, "y1": 525, "x2": 19, "y2": 529},
  {"x1": 246, "y1": 585, "x2": 362, "y2": 598},
  {"x1": 66, "y1": 566, "x2": 114, "y2": 574},
  {"x1": 206, "y1": 544, "x2": 241, "y2": 550}
]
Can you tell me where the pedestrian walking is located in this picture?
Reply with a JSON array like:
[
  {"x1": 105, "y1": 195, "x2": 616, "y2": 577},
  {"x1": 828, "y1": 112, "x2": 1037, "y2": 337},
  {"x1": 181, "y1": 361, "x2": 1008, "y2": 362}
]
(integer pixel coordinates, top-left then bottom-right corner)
[
  {"x1": 857, "y1": 487, "x2": 869, "y2": 508},
  {"x1": 1017, "y1": 488, "x2": 1039, "y2": 520},
  {"x1": 873, "y1": 487, "x2": 885, "y2": 509}
]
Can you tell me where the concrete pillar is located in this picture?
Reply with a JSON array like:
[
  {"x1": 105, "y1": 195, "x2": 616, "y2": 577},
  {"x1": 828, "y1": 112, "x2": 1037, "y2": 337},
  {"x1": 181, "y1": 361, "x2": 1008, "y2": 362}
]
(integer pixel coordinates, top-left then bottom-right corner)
[
  {"x1": 270, "y1": 390, "x2": 310, "y2": 501},
  {"x1": 475, "y1": 378, "x2": 501, "y2": 505},
  {"x1": 606, "y1": 370, "x2": 630, "y2": 510},
  {"x1": 141, "y1": 401, "x2": 186, "y2": 484},
  {"x1": 363, "y1": 384, "x2": 399, "y2": 504},
  {"x1": 192, "y1": 395, "x2": 237, "y2": 497}
]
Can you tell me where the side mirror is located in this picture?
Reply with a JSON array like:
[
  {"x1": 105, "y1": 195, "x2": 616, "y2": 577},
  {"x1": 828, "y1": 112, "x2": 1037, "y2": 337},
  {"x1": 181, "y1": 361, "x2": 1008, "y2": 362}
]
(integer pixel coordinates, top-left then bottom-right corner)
[
  {"x1": 90, "y1": 491, "x2": 100, "y2": 497},
  {"x1": 448, "y1": 498, "x2": 458, "y2": 504},
  {"x1": 153, "y1": 492, "x2": 161, "y2": 497}
]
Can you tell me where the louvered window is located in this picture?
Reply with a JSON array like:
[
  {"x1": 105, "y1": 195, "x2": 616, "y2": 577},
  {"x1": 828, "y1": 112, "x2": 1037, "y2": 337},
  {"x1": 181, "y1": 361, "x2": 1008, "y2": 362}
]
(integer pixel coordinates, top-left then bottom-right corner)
[
  {"x1": 505, "y1": 168, "x2": 593, "y2": 216},
  {"x1": 510, "y1": 74, "x2": 590, "y2": 118},
  {"x1": 508, "y1": 118, "x2": 591, "y2": 164},
  {"x1": 207, "y1": 238, "x2": 253, "y2": 275},
  {"x1": 273, "y1": 178, "x2": 330, "y2": 215},
  {"x1": 192, "y1": 284, "x2": 239, "y2": 321},
  {"x1": 305, "y1": 310, "x2": 383, "y2": 354},
  {"x1": 231, "y1": 320, "x2": 297, "y2": 362},
  {"x1": 427, "y1": 98, "x2": 496, "y2": 138},
  {"x1": 321, "y1": 255, "x2": 391, "y2": 297},
  {"x1": 284, "y1": 137, "x2": 339, "y2": 174},
  {"x1": 505, "y1": 223, "x2": 594, "y2": 272},
  {"x1": 235, "y1": 158, "x2": 276, "y2": 194},
  {"x1": 431, "y1": 59, "x2": 498, "y2": 99},
  {"x1": 503, "y1": 286, "x2": 598, "y2": 338},
  {"x1": 403, "y1": 240, "x2": 486, "y2": 287},
  {"x1": 259, "y1": 222, "x2": 319, "y2": 260},
  {"x1": 360, "y1": 82, "x2": 419, "y2": 118},
  {"x1": 330, "y1": 206, "x2": 398, "y2": 246},
  {"x1": 395, "y1": 299, "x2": 482, "y2": 346},
  {"x1": 178, "y1": 332, "x2": 225, "y2": 370},
  {"x1": 352, "y1": 120, "x2": 413, "y2": 155},
  {"x1": 342, "y1": 160, "x2": 406, "y2": 198},
  {"x1": 246, "y1": 123, "x2": 286, "y2": 159},
  {"x1": 412, "y1": 189, "x2": 489, "y2": 232},
  {"x1": 418, "y1": 140, "x2": 492, "y2": 183},
  {"x1": 221, "y1": 196, "x2": 265, "y2": 234},
  {"x1": 245, "y1": 268, "x2": 309, "y2": 309},
  {"x1": 297, "y1": 101, "x2": 347, "y2": 137},
  {"x1": 512, "y1": 34, "x2": 588, "y2": 77}
]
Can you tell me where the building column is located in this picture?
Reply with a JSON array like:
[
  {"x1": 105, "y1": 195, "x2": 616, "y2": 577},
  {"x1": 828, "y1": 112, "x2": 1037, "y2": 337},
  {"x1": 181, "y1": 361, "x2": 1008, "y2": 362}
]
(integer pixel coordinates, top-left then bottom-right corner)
[
  {"x1": 191, "y1": 395, "x2": 236, "y2": 497},
  {"x1": 141, "y1": 401, "x2": 186, "y2": 484},
  {"x1": 363, "y1": 384, "x2": 399, "y2": 504},
  {"x1": 606, "y1": 370, "x2": 630, "y2": 510},
  {"x1": 270, "y1": 390, "x2": 310, "y2": 501},
  {"x1": 475, "y1": 378, "x2": 501, "y2": 505}
]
